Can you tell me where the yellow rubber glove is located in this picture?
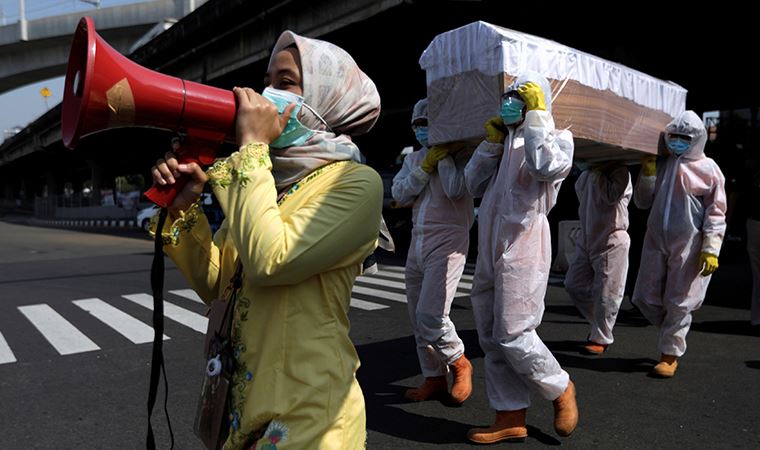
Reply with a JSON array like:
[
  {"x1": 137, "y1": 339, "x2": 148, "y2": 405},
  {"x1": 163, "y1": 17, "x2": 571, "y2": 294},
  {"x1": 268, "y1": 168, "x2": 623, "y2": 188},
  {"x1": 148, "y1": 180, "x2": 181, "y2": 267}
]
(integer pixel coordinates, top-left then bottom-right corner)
[
  {"x1": 641, "y1": 155, "x2": 657, "y2": 177},
  {"x1": 699, "y1": 252, "x2": 719, "y2": 276},
  {"x1": 436, "y1": 141, "x2": 466, "y2": 154},
  {"x1": 484, "y1": 116, "x2": 506, "y2": 144},
  {"x1": 517, "y1": 82, "x2": 547, "y2": 111},
  {"x1": 420, "y1": 145, "x2": 450, "y2": 173}
]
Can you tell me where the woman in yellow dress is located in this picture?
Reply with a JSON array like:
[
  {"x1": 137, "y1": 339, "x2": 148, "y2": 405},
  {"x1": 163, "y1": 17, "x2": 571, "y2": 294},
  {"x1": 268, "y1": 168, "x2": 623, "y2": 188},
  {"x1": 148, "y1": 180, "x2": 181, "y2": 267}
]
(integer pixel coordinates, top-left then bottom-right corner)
[{"x1": 150, "y1": 31, "x2": 382, "y2": 449}]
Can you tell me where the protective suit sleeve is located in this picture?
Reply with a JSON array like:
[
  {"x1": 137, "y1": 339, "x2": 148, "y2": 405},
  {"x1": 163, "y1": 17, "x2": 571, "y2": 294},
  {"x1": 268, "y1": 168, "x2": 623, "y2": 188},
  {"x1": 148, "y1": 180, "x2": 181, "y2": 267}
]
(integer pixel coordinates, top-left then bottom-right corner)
[
  {"x1": 151, "y1": 205, "x2": 224, "y2": 305},
  {"x1": 701, "y1": 162, "x2": 728, "y2": 256},
  {"x1": 633, "y1": 171, "x2": 657, "y2": 210},
  {"x1": 598, "y1": 166, "x2": 632, "y2": 205},
  {"x1": 465, "y1": 140, "x2": 503, "y2": 197},
  {"x1": 522, "y1": 110, "x2": 574, "y2": 182},
  {"x1": 391, "y1": 151, "x2": 430, "y2": 207},
  {"x1": 438, "y1": 155, "x2": 467, "y2": 200},
  {"x1": 574, "y1": 170, "x2": 589, "y2": 201},
  {"x1": 208, "y1": 143, "x2": 383, "y2": 287}
]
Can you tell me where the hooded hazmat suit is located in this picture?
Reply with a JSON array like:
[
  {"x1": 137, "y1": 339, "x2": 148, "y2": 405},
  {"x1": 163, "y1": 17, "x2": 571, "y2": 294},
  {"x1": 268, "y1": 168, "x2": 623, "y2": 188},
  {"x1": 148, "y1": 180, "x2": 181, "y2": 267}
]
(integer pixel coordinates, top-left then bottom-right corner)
[
  {"x1": 632, "y1": 110, "x2": 727, "y2": 357},
  {"x1": 392, "y1": 99, "x2": 474, "y2": 376},
  {"x1": 464, "y1": 71, "x2": 574, "y2": 410},
  {"x1": 564, "y1": 166, "x2": 632, "y2": 345}
]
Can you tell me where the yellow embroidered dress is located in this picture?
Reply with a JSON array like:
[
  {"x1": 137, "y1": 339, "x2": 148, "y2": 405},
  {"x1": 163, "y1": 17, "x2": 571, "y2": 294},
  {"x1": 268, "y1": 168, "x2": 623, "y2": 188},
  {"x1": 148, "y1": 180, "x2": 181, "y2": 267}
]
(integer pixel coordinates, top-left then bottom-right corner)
[{"x1": 154, "y1": 143, "x2": 382, "y2": 449}]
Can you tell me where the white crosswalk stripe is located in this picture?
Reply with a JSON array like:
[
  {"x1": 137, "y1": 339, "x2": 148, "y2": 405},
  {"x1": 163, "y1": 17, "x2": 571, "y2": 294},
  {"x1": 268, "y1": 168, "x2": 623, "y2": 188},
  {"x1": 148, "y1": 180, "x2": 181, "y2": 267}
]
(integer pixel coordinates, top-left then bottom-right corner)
[
  {"x1": 350, "y1": 298, "x2": 389, "y2": 311},
  {"x1": 365, "y1": 270, "x2": 405, "y2": 281},
  {"x1": 72, "y1": 298, "x2": 169, "y2": 344},
  {"x1": 1, "y1": 268, "x2": 474, "y2": 364},
  {"x1": 360, "y1": 271, "x2": 472, "y2": 292},
  {"x1": 169, "y1": 289, "x2": 205, "y2": 304},
  {"x1": 378, "y1": 265, "x2": 405, "y2": 274},
  {"x1": 122, "y1": 293, "x2": 209, "y2": 333},
  {"x1": 0, "y1": 332, "x2": 16, "y2": 364},
  {"x1": 351, "y1": 285, "x2": 407, "y2": 303},
  {"x1": 375, "y1": 265, "x2": 474, "y2": 282},
  {"x1": 356, "y1": 276, "x2": 407, "y2": 291},
  {"x1": 457, "y1": 280, "x2": 473, "y2": 290},
  {"x1": 18, "y1": 304, "x2": 100, "y2": 355}
]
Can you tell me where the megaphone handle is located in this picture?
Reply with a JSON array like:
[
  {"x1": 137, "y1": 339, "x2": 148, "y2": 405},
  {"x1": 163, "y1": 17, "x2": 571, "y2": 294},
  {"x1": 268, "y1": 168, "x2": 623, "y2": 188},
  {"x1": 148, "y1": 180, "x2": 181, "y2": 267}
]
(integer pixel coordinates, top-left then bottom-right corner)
[
  {"x1": 144, "y1": 174, "x2": 192, "y2": 209},
  {"x1": 144, "y1": 131, "x2": 223, "y2": 208}
]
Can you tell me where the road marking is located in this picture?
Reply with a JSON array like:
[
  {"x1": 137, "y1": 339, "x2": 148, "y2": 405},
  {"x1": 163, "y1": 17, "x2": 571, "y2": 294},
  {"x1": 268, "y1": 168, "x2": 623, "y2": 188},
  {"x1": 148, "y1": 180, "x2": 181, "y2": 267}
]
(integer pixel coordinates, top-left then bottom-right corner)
[
  {"x1": 378, "y1": 265, "x2": 406, "y2": 274},
  {"x1": 363, "y1": 270, "x2": 472, "y2": 291},
  {"x1": 0, "y1": 332, "x2": 16, "y2": 364},
  {"x1": 350, "y1": 298, "x2": 389, "y2": 311},
  {"x1": 367, "y1": 270, "x2": 406, "y2": 281},
  {"x1": 377, "y1": 265, "x2": 475, "y2": 277},
  {"x1": 356, "y1": 276, "x2": 407, "y2": 291},
  {"x1": 169, "y1": 289, "x2": 205, "y2": 304},
  {"x1": 457, "y1": 280, "x2": 473, "y2": 290},
  {"x1": 122, "y1": 294, "x2": 208, "y2": 333},
  {"x1": 18, "y1": 304, "x2": 100, "y2": 355},
  {"x1": 351, "y1": 285, "x2": 407, "y2": 303},
  {"x1": 72, "y1": 298, "x2": 169, "y2": 344}
]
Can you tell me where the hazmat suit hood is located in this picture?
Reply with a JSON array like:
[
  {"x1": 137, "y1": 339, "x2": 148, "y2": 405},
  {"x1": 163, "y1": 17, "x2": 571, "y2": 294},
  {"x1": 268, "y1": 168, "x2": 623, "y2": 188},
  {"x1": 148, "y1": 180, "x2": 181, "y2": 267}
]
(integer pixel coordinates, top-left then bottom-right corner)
[
  {"x1": 508, "y1": 70, "x2": 554, "y2": 113},
  {"x1": 665, "y1": 110, "x2": 707, "y2": 161},
  {"x1": 412, "y1": 98, "x2": 429, "y2": 124}
]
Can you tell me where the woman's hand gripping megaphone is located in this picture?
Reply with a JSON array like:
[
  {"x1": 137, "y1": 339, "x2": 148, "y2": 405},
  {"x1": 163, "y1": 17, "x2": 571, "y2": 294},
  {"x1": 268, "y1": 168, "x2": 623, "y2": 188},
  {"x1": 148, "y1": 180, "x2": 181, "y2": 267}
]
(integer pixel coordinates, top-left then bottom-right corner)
[
  {"x1": 151, "y1": 139, "x2": 209, "y2": 216},
  {"x1": 149, "y1": 87, "x2": 295, "y2": 214}
]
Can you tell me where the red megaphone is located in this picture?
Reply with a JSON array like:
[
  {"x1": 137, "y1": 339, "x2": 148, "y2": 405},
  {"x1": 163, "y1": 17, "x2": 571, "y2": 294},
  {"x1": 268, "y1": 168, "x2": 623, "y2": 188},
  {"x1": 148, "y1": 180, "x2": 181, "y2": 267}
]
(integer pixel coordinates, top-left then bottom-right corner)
[{"x1": 62, "y1": 16, "x2": 237, "y2": 207}]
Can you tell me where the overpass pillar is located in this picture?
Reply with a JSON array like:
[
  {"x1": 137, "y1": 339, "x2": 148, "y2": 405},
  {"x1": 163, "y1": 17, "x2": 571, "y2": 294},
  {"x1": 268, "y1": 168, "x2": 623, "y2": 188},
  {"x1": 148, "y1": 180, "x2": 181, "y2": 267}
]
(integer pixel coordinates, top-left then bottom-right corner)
[{"x1": 86, "y1": 159, "x2": 103, "y2": 205}]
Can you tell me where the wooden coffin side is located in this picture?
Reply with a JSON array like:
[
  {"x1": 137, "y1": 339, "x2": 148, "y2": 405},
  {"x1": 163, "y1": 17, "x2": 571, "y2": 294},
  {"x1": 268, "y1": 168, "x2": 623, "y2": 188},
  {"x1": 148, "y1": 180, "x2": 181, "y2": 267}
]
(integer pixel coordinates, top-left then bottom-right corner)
[{"x1": 427, "y1": 71, "x2": 671, "y2": 160}]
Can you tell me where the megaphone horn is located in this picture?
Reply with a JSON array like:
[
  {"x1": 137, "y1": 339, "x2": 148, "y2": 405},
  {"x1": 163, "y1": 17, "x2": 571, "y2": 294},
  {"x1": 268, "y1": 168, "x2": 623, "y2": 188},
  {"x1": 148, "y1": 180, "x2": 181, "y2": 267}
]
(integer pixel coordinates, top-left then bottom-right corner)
[{"x1": 62, "y1": 17, "x2": 237, "y2": 207}]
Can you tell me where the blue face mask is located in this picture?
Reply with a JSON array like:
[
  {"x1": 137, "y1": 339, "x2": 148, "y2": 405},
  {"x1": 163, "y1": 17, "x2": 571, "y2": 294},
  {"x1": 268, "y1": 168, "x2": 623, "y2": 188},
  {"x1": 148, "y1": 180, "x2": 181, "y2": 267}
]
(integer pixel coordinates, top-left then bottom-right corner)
[
  {"x1": 414, "y1": 127, "x2": 429, "y2": 147},
  {"x1": 500, "y1": 96, "x2": 525, "y2": 125},
  {"x1": 261, "y1": 87, "x2": 315, "y2": 148},
  {"x1": 667, "y1": 137, "x2": 691, "y2": 156}
]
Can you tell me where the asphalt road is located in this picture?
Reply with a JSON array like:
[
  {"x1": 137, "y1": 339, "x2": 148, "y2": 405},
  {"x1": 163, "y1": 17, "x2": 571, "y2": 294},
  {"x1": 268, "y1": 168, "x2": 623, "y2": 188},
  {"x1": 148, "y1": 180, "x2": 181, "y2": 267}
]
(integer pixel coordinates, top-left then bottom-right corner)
[{"x1": 0, "y1": 220, "x2": 758, "y2": 449}]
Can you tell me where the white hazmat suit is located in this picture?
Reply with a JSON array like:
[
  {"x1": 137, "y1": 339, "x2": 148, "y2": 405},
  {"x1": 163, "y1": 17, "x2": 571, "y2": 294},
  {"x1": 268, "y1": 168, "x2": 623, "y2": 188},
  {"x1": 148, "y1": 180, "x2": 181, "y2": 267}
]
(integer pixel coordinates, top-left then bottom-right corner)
[
  {"x1": 565, "y1": 166, "x2": 632, "y2": 346},
  {"x1": 464, "y1": 72, "x2": 574, "y2": 411},
  {"x1": 632, "y1": 110, "x2": 727, "y2": 357},
  {"x1": 392, "y1": 99, "x2": 474, "y2": 377}
]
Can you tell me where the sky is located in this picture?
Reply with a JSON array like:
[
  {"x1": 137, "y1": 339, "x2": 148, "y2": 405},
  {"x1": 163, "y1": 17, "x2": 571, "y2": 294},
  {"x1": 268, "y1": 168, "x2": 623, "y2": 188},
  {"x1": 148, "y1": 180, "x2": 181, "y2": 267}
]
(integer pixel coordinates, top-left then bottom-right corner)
[{"x1": 0, "y1": 0, "x2": 151, "y2": 142}]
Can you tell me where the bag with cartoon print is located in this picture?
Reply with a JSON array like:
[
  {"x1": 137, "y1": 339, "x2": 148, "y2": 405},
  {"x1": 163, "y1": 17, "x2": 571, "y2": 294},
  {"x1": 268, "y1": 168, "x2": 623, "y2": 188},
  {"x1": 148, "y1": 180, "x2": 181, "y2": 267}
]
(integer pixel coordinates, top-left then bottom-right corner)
[{"x1": 194, "y1": 264, "x2": 242, "y2": 449}]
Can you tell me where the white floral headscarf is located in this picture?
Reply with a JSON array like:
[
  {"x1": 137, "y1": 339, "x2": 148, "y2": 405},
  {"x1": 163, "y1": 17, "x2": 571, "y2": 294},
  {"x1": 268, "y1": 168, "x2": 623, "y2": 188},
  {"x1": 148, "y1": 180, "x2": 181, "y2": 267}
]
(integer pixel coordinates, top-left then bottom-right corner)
[{"x1": 267, "y1": 31, "x2": 381, "y2": 191}]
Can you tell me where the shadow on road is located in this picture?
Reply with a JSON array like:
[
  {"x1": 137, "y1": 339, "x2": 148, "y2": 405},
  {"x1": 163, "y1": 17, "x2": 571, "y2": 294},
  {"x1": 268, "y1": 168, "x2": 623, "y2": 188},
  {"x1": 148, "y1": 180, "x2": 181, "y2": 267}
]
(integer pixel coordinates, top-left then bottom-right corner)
[
  {"x1": 526, "y1": 425, "x2": 562, "y2": 446},
  {"x1": 746, "y1": 361, "x2": 760, "y2": 370},
  {"x1": 0, "y1": 265, "x2": 177, "y2": 285},
  {"x1": 690, "y1": 320, "x2": 760, "y2": 337},
  {"x1": 357, "y1": 330, "x2": 569, "y2": 445},
  {"x1": 356, "y1": 330, "x2": 483, "y2": 445},
  {"x1": 543, "y1": 341, "x2": 658, "y2": 373},
  {"x1": 543, "y1": 305, "x2": 650, "y2": 328}
]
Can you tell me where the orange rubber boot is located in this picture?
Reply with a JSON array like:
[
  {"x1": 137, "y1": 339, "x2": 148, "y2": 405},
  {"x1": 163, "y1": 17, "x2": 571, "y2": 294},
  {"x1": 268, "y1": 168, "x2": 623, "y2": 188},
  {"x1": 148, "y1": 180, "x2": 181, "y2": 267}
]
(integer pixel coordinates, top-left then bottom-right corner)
[
  {"x1": 582, "y1": 342, "x2": 608, "y2": 355},
  {"x1": 449, "y1": 355, "x2": 473, "y2": 404},
  {"x1": 404, "y1": 376, "x2": 448, "y2": 402},
  {"x1": 651, "y1": 354, "x2": 678, "y2": 378},
  {"x1": 553, "y1": 380, "x2": 579, "y2": 437},
  {"x1": 467, "y1": 409, "x2": 528, "y2": 444}
]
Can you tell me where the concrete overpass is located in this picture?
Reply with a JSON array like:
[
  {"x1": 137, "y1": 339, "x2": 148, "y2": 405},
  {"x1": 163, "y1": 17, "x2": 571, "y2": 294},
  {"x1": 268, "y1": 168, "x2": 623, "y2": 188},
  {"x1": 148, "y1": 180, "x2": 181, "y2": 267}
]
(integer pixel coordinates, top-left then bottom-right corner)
[
  {"x1": 0, "y1": 0, "x2": 203, "y2": 94},
  {"x1": 0, "y1": 0, "x2": 757, "y2": 224},
  {"x1": 0, "y1": 0, "x2": 412, "y2": 214}
]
